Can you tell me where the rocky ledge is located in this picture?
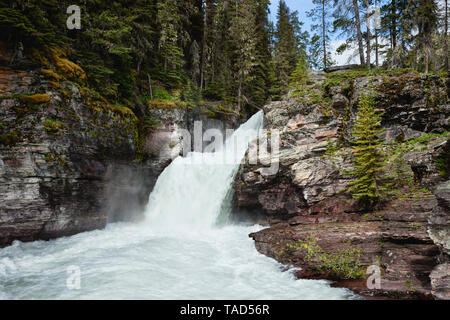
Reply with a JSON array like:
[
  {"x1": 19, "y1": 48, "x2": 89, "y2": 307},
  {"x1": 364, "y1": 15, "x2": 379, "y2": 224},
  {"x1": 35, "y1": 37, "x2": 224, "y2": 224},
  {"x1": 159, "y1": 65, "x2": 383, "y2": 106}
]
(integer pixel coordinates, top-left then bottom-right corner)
[{"x1": 233, "y1": 70, "x2": 450, "y2": 299}]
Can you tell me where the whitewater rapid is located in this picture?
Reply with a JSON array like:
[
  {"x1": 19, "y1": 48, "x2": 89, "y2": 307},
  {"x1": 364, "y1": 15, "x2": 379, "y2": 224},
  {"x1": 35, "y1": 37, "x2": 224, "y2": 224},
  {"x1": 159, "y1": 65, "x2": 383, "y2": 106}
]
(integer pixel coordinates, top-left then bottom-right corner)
[{"x1": 0, "y1": 112, "x2": 356, "y2": 300}]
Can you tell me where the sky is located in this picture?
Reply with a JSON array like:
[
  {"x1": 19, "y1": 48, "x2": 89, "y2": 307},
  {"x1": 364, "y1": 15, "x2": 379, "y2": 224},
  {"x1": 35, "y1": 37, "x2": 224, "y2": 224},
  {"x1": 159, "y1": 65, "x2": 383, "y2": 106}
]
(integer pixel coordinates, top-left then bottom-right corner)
[
  {"x1": 268, "y1": 0, "x2": 374, "y2": 66},
  {"x1": 268, "y1": 0, "x2": 315, "y2": 35}
]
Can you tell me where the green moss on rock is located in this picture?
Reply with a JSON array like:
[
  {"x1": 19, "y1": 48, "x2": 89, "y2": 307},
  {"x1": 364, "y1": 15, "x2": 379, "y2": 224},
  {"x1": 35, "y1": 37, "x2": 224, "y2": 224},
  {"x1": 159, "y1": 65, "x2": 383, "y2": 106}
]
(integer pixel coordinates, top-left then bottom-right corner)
[
  {"x1": 286, "y1": 234, "x2": 365, "y2": 280},
  {"x1": 0, "y1": 130, "x2": 20, "y2": 146}
]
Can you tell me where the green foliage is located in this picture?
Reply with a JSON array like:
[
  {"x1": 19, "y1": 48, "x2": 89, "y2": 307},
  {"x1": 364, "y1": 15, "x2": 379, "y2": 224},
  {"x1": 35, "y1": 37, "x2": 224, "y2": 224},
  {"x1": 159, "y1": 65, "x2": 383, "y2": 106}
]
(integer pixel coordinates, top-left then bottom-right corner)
[
  {"x1": 435, "y1": 156, "x2": 449, "y2": 178},
  {"x1": 348, "y1": 91, "x2": 387, "y2": 209},
  {"x1": 0, "y1": 130, "x2": 20, "y2": 146},
  {"x1": 153, "y1": 88, "x2": 172, "y2": 101},
  {"x1": 307, "y1": 0, "x2": 335, "y2": 70},
  {"x1": 274, "y1": 0, "x2": 308, "y2": 93},
  {"x1": 290, "y1": 54, "x2": 309, "y2": 90},
  {"x1": 323, "y1": 68, "x2": 416, "y2": 95},
  {"x1": 181, "y1": 81, "x2": 202, "y2": 105},
  {"x1": 286, "y1": 234, "x2": 365, "y2": 280},
  {"x1": 142, "y1": 114, "x2": 162, "y2": 131},
  {"x1": 43, "y1": 119, "x2": 64, "y2": 134},
  {"x1": 0, "y1": 8, "x2": 37, "y2": 40}
]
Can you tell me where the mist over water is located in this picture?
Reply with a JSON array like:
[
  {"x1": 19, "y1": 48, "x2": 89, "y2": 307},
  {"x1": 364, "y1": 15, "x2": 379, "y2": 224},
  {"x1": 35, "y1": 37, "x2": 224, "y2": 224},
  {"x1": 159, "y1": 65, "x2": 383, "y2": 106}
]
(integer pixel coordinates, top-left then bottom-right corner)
[{"x1": 0, "y1": 112, "x2": 355, "y2": 300}]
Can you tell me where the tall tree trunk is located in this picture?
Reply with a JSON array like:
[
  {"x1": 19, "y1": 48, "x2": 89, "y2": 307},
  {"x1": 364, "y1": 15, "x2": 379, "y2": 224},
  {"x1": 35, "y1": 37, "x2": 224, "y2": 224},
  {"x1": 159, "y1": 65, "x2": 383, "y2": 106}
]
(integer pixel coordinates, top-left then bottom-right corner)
[
  {"x1": 366, "y1": 0, "x2": 371, "y2": 69},
  {"x1": 392, "y1": 0, "x2": 397, "y2": 49},
  {"x1": 200, "y1": 0, "x2": 207, "y2": 90},
  {"x1": 353, "y1": 0, "x2": 366, "y2": 65},
  {"x1": 148, "y1": 74, "x2": 153, "y2": 100},
  {"x1": 445, "y1": 0, "x2": 449, "y2": 72},
  {"x1": 201, "y1": 0, "x2": 215, "y2": 90},
  {"x1": 238, "y1": 73, "x2": 242, "y2": 109},
  {"x1": 375, "y1": 0, "x2": 379, "y2": 67},
  {"x1": 375, "y1": 29, "x2": 379, "y2": 67},
  {"x1": 322, "y1": 0, "x2": 327, "y2": 69}
]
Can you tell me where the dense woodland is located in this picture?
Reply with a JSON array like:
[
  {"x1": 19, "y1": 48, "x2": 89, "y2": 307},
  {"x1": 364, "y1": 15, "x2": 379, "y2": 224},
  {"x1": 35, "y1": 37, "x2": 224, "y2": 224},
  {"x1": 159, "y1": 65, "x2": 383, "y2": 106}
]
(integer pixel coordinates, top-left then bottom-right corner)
[{"x1": 0, "y1": 0, "x2": 448, "y2": 112}]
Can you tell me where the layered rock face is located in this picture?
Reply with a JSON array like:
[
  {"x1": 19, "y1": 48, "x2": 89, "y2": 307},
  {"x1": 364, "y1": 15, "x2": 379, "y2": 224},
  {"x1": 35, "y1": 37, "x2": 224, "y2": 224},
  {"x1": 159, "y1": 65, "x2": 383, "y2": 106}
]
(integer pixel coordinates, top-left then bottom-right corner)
[
  {"x1": 0, "y1": 43, "x2": 239, "y2": 247},
  {"x1": 0, "y1": 66, "x2": 137, "y2": 245},
  {"x1": 429, "y1": 180, "x2": 450, "y2": 299},
  {"x1": 233, "y1": 71, "x2": 450, "y2": 299}
]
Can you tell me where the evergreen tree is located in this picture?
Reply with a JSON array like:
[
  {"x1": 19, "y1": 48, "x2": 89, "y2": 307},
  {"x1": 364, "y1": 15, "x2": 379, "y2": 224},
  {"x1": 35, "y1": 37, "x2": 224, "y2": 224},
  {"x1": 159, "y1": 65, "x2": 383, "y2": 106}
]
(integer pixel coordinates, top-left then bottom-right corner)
[
  {"x1": 364, "y1": 0, "x2": 371, "y2": 68},
  {"x1": 290, "y1": 53, "x2": 309, "y2": 90},
  {"x1": 157, "y1": 0, "x2": 183, "y2": 82},
  {"x1": 249, "y1": 0, "x2": 273, "y2": 107},
  {"x1": 333, "y1": 0, "x2": 366, "y2": 66},
  {"x1": 274, "y1": 1, "x2": 305, "y2": 92},
  {"x1": 200, "y1": 0, "x2": 217, "y2": 90},
  {"x1": 415, "y1": 0, "x2": 438, "y2": 73},
  {"x1": 308, "y1": 0, "x2": 333, "y2": 70},
  {"x1": 348, "y1": 92, "x2": 386, "y2": 209},
  {"x1": 229, "y1": 0, "x2": 258, "y2": 108}
]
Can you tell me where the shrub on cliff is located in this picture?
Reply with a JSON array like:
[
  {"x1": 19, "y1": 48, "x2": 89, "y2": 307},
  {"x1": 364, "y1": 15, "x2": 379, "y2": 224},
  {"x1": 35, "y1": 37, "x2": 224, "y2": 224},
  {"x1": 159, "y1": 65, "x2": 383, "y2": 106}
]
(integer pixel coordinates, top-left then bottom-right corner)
[{"x1": 348, "y1": 92, "x2": 387, "y2": 209}]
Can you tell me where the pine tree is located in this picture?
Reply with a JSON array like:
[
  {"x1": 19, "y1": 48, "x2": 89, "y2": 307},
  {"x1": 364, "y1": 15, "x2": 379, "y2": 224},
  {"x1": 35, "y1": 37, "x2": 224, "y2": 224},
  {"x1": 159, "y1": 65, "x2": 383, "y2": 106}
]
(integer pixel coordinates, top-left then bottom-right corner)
[
  {"x1": 200, "y1": 0, "x2": 217, "y2": 90},
  {"x1": 249, "y1": 0, "x2": 273, "y2": 107},
  {"x1": 415, "y1": 0, "x2": 438, "y2": 73},
  {"x1": 274, "y1": 0, "x2": 305, "y2": 92},
  {"x1": 379, "y1": 0, "x2": 416, "y2": 69},
  {"x1": 157, "y1": 0, "x2": 183, "y2": 82},
  {"x1": 348, "y1": 92, "x2": 386, "y2": 209},
  {"x1": 332, "y1": 0, "x2": 366, "y2": 66},
  {"x1": 229, "y1": 0, "x2": 258, "y2": 109},
  {"x1": 364, "y1": 0, "x2": 371, "y2": 69},
  {"x1": 290, "y1": 53, "x2": 309, "y2": 90},
  {"x1": 308, "y1": 0, "x2": 333, "y2": 70}
]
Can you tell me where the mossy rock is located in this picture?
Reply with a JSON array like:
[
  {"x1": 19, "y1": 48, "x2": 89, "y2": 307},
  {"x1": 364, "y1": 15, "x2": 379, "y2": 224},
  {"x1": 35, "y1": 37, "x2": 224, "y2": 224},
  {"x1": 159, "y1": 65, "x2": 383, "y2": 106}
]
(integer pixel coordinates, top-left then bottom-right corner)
[
  {"x1": 40, "y1": 69, "x2": 63, "y2": 81},
  {"x1": 148, "y1": 99, "x2": 178, "y2": 110},
  {"x1": 43, "y1": 119, "x2": 64, "y2": 134},
  {"x1": 20, "y1": 94, "x2": 51, "y2": 104},
  {"x1": 0, "y1": 131, "x2": 20, "y2": 146},
  {"x1": 49, "y1": 48, "x2": 86, "y2": 82}
]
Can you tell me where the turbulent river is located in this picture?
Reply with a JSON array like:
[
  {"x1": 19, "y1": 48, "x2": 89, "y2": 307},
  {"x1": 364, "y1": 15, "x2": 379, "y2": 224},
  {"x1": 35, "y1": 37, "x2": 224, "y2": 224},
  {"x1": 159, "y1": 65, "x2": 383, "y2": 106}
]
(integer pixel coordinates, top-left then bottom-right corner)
[{"x1": 0, "y1": 112, "x2": 355, "y2": 300}]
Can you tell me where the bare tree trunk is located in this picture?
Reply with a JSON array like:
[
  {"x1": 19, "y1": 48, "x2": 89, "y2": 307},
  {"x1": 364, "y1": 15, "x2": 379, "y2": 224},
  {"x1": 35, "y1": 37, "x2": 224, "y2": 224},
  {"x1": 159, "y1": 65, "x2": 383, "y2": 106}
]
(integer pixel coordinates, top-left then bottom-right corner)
[
  {"x1": 148, "y1": 74, "x2": 153, "y2": 100},
  {"x1": 392, "y1": 0, "x2": 397, "y2": 49},
  {"x1": 445, "y1": 0, "x2": 449, "y2": 72},
  {"x1": 322, "y1": 0, "x2": 327, "y2": 69},
  {"x1": 366, "y1": 0, "x2": 371, "y2": 69},
  {"x1": 375, "y1": 29, "x2": 379, "y2": 67},
  {"x1": 353, "y1": 0, "x2": 366, "y2": 65},
  {"x1": 375, "y1": 0, "x2": 379, "y2": 67},
  {"x1": 238, "y1": 77, "x2": 242, "y2": 109},
  {"x1": 200, "y1": 0, "x2": 208, "y2": 90}
]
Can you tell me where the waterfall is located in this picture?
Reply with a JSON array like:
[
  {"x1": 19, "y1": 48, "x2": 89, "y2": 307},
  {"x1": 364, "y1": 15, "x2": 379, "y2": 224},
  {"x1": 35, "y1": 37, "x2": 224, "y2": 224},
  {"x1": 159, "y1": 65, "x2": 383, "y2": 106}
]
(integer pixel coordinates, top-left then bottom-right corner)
[
  {"x1": 0, "y1": 111, "x2": 354, "y2": 300},
  {"x1": 144, "y1": 111, "x2": 264, "y2": 231}
]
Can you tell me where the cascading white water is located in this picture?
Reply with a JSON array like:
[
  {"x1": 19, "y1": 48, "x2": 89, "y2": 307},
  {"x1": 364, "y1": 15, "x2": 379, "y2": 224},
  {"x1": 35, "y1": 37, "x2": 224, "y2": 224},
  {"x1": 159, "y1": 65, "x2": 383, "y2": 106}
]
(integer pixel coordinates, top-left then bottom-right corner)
[
  {"x1": 0, "y1": 112, "x2": 356, "y2": 300},
  {"x1": 144, "y1": 111, "x2": 264, "y2": 231}
]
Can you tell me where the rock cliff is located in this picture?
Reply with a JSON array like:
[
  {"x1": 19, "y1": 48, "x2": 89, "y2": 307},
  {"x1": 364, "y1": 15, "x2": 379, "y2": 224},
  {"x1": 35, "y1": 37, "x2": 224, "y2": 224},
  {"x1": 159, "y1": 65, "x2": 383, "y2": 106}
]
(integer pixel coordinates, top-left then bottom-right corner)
[
  {"x1": 0, "y1": 42, "x2": 239, "y2": 247},
  {"x1": 233, "y1": 70, "x2": 450, "y2": 299}
]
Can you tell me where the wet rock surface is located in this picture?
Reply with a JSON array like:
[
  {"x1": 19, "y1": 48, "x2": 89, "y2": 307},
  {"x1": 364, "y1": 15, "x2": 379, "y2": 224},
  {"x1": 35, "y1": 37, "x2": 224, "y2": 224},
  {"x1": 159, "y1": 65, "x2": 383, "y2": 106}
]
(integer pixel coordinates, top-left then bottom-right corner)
[{"x1": 234, "y1": 71, "x2": 450, "y2": 299}]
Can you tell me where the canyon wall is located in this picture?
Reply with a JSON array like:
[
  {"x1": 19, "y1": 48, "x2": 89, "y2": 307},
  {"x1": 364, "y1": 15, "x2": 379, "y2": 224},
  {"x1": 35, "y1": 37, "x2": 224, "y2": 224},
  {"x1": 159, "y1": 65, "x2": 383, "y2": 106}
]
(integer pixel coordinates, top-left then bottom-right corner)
[
  {"x1": 233, "y1": 70, "x2": 450, "y2": 299},
  {"x1": 0, "y1": 42, "x2": 239, "y2": 247}
]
